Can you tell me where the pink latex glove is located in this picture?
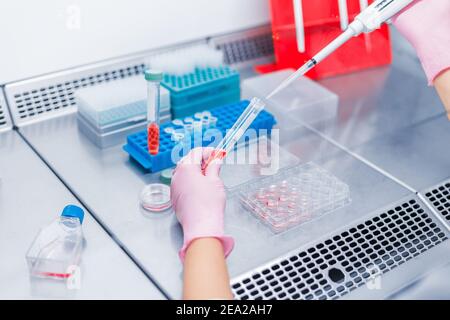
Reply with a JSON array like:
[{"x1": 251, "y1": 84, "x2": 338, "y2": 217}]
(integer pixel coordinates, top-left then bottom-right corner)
[
  {"x1": 392, "y1": 0, "x2": 450, "y2": 85},
  {"x1": 171, "y1": 147, "x2": 234, "y2": 262}
]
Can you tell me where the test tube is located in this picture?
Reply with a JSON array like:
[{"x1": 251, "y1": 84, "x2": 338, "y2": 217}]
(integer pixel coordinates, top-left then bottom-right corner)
[
  {"x1": 172, "y1": 131, "x2": 185, "y2": 142},
  {"x1": 202, "y1": 117, "x2": 210, "y2": 129},
  {"x1": 172, "y1": 119, "x2": 184, "y2": 127},
  {"x1": 209, "y1": 116, "x2": 218, "y2": 128},
  {"x1": 202, "y1": 97, "x2": 266, "y2": 172},
  {"x1": 184, "y1": 117, "x2": 194, "y2": 124},
  {"x1": 184, "y1": 123, "x2": 194, "y2": 135},
  {"x1": 202, "y1": 111, "x2": 212, "y2": 118},
  {"x1": 164, "y1": 127, "x2": 175, "y2": 135},
  {"x1": 145, "y1": 69, "x2": 163, "y2": 155},
  {"x1": 193, "y1": 120, "x2": 203, "y2": 132}
]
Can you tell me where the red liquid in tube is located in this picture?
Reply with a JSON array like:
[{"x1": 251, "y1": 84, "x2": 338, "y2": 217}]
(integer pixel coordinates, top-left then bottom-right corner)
[
  {"x1": 147, "y1": 122, "x2": 160, "y2": 155},
  {"x1": 202, "y1": 149, "x2": 227, "y2": 174}
]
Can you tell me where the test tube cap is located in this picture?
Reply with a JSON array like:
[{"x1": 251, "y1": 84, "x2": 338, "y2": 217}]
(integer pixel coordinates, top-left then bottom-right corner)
[
  {"x1": 172, "y1": 119, "x2": 184, "y2": 127},
  {"x1": 144, "y1": 69, "x2": 163, "y2": 82},
  {"x1": 61, "y1": 205, "x2": 85, "y2": 224},
  {"x1": 160, "y1": 168, "x2": 175, "y2": 185}
]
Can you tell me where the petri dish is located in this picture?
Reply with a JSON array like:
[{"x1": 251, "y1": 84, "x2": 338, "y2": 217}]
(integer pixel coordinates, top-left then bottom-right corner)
[{"x1": 140, "y1": 183, "x2": 172, "y2": 212}]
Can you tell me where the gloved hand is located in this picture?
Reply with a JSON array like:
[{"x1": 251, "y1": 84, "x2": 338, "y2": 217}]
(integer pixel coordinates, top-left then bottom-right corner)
[
  {"x1": 392, "y1": 0, "x2": 450, "y2": 85},
  {"x1": 171, "y1": 147, "x2": 234, "y2": 262}
]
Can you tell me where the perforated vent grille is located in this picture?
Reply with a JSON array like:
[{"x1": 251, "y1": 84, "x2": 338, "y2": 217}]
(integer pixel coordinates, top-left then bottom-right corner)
[
  {"x1": 0, "y1": 102, "x2": 7, "y2": 128},
  {"x1": 212, "y1": 32, "x2": 274, "y2": 65},
  {"x1": 231, "y1": 199, "x2": 447, "y2": 300},
  {"x1": 7, "y1": 63, "x2": 145, "y2": 125},
  {"x1": 0, "y1": 90, "x2": 11, "y2": 131},
  {"x1": 425, "y1": 180, "x2": 450, "y2": 224},
  {"x1": 6, "y1": 26, "x2": 274, "y2": 125}
]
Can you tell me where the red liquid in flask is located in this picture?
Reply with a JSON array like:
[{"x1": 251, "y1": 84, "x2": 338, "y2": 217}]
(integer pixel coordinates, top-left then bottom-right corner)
[{"x1": 147, "y1": 122, "x2": 160, "y2": 155}]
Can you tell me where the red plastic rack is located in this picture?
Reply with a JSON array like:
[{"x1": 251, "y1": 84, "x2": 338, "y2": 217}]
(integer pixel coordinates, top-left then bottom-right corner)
[{"x1": 257, "y1": 0, "x2": 392, "y2": 79}]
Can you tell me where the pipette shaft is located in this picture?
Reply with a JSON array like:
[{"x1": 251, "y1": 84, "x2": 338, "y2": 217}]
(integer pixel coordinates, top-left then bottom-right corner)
[
  {"x1": 266, "y1": 27, "x2": 355, "y2": 99},
  {"x1": 202, "y1": 98, "x2": 265, "y2": 172}
]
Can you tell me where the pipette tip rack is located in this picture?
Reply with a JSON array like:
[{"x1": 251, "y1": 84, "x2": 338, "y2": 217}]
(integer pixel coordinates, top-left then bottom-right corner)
[
  {"x1": 162, "y1": 66, "x2": 240, "y2": 118},
  {"x1": 123, "y1": 100, "x2": 276, "y2": 172}
]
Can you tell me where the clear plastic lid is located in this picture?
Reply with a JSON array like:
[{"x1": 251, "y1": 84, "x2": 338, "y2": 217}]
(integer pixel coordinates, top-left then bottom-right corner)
[{"x1": 140, "y1": 183, "x2": 172, "y2": 212}]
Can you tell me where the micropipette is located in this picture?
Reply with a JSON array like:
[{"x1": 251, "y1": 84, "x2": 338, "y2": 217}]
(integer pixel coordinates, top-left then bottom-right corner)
[
  {"x1": 203, "y1": 0, "x2": 414, "y2": 171},
  {"x1": 266, "y1": 0, "x2": 414, "y2": 99}
]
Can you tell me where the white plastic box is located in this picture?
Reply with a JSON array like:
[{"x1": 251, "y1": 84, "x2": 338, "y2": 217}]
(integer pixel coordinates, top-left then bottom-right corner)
[
  {"x1": 77, "y1": 110, "x2": 171, "y2": 148},
  {"x1": 242, "y1": 69, "x2": 339, "y2": 125},
  {"x1": 76, "y1": 75, "x2": 170, "y2": 128}
]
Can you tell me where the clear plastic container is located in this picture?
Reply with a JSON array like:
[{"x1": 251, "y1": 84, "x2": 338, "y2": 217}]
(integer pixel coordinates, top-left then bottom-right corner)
[
  {"x1": 237, "y1": 162, "x2": 351, "y2": 233},
  {"x1": 26, "y1": 205, "x2": 85, "y2": 280},
  {"x1": 241, "y1": 69, "x2": 339, "y2": 125}
]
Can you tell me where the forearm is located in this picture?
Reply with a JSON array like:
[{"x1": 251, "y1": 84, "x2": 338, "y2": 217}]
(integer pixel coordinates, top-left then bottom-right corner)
[
  {"x1": 183, "y1": 237, "x2": 233, "y2": 300},
  {"x1": 434, "y1": 69, "x2": 450, "y2": 120}
]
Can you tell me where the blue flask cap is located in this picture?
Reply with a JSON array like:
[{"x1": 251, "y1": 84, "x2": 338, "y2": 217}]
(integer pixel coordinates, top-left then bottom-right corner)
[{"x1": 61, "y1": 205, "x2": 84, "y2": 224}]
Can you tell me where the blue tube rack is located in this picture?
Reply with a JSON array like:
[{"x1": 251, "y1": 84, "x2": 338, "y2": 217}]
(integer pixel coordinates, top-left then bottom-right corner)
[
  {"x1": 161, "y1": 66, "x2": 241, "y2": 119},
  {"x1": 123, "y1": 100, "x2": 277, "y2": 172}
]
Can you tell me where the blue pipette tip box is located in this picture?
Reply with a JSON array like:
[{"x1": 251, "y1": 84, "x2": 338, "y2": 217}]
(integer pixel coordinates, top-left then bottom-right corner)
[
  {"x1": 162, "y1": 66, "x2": 241, "y2": 118},
  {"x1": 123, "y1": 100, "x2": 277, "y2": 172},
  {"x1": 171, "y1": 89, "x2": 241, "y2": 119},
  {"x1": 162, "y1": 66, "x2": 239, "y2": 96}
]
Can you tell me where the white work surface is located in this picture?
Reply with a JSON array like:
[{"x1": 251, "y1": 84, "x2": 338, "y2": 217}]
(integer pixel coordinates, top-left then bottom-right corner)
[
  {"x1": 0, "y1": 130, "x2": 164, "y2": 299},
  {"x1": 7, "y1": 28, "x2": 450, "y2": 300}
]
